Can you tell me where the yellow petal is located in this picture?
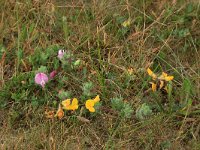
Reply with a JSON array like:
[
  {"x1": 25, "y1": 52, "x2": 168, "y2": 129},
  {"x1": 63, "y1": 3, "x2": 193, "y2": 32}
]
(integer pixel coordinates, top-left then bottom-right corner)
[
  {"x1": 85, "y1": 100, "x2": 96, "y2": 112},
  {"x1": 164, "y1": 76, "x2": 174, "y2": 81},
  {"x1": 147, "y1": 68, "x2": 157, "y2": 80},
  {"x1": 88, "y1": 107, "x2": 95, "y2": 112},
  {"x1": 162, "y1": 72, "x2": 168, "y2": 77},
  {"x1": 159, "y1": 80, "x2": 164, "y2": 89},
  {"x1": 62, "y1": 98, "x2": 78, "y2": 111},
  {"x1": 85, "y1": 100, "x2": 94, "y2": 109},
  {"x1": 93, "y1": 95, "x2": 100, "y2": 103},
  {"x1": 64, "y1": 105, "x2": 78, "y2": 111},
  {"x1": 85, "y1": 96, "x2": 100, "y2": 112},
  {"x1": 72, "y1": 98, "x2": 78, "y2": 106},
  {"x1": 61, "y1": 99, "x2": 71, "y2": 107},
  {"x1": 159, "y1": 72, "x2": 174, "y2": 81},
  {"x1": 150, "y1": 82, "x2": 157, "y2": 92},
  {"x1": 72, "y1": 105, "x2": 78, "y2": 110}
]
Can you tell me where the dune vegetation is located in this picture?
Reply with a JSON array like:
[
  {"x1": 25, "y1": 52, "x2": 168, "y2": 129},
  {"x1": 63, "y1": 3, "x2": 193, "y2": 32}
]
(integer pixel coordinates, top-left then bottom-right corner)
[{"x1": 0, "y1": 0, "x2": 200, "y2": 149}]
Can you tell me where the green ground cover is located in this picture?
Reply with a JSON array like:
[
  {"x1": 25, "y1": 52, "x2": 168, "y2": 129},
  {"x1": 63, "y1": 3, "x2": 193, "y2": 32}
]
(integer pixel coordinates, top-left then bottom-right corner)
[{"x1": 0, "y1": 0, "x2": 200, "y2": 149}]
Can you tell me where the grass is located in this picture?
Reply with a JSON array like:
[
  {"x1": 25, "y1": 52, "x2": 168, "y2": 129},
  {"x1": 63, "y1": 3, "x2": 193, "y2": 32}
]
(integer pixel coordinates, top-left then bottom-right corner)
[{"x1": 0, "y1": 0, "x2": 200, "y2": 149}]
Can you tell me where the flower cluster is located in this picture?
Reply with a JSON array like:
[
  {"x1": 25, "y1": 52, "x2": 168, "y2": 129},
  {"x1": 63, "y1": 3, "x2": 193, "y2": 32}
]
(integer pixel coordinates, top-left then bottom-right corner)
[
  {"x1": 49, "y1": 95, "x2": 100, "y2": 119},
  {"x1": 39, "y1": 49, "x2": 175, "y2": 120},
  {"x1": 35, "y1": 49, "x2": 82, "y2": 88},
  {"x1": 34, "y1": 50, "x2": 66, "y2": 88},
  {"x1": 147, "y1": 68, "x2": 174, "y2": 92},
  {"x1": 62, "y1": 98, "x2": 79, "y2": 111}
]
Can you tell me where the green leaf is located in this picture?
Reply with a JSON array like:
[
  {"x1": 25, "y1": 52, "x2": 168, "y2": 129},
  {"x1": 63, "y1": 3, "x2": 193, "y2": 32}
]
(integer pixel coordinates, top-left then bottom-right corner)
[
  {"x1": 182, "y1": 78, "x2": 192, "y2": 95},
  {"x1": 58, "y1": 91, "x2": 71, "y2": 100},
  {"x1": 121, "y1": 103, "x2": 134, "y2": 118},
  {"x1": 40, "y1": 52, "x2": 48, "y2": 62},
  {"x1": 17, "y1": 48, "x2": 23, "y2": 60},
  {"x1": 167, "y1": 81, "x2": 173, "y2": 99},
  {"x1": 136, "y1": 103, "x2": 152, "y2": 120},
  {"x1": 11, "y1": 90, "x2": 28, "y2": 102},
  {"x1": 111, "y1": 97, "x2": 133, "y2": 118},
  {"x1": 0, "y1": 45, "x2": 5, "y2": 56},
  {"x1": 73, "y1": 59, "x2": 81, "y2": 67},
  {"x1": 186, "y1": 3, "x2": 193, "y2": 13},
  {"x1": 160, "y1": 140, "x2": 171, "y2": 150},
  {"x1": 37, "y1": 66, "x2": 47, "y2": 73},
  {"x1": 28, "y1": 23, "x2": 35, "y2": 35},
  {"x1": 82, "y1": 82, "x2": 93, "y2": 97},
  {"x1": 53, "y1": 58, "x2": 60, "y2": 70},
  {"x1": 181, "y1": 78, "x2": 193, "y2": 106},
  {"x1": 111, "y1": 97, "x2": 124, "y2": 111},
  {"x1": 31, "y1": 100, "x2": 39, "y2": 107},
  {"x1": 157, "y1": 51, "x2": 166, "y2": 60},
  {"x1": 115, "y1": 16, "x2": 126, "y2": 24}
]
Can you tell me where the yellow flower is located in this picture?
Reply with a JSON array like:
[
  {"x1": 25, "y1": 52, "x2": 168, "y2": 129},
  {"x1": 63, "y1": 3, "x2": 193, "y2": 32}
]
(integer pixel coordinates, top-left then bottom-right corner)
[
  {"x1": 158, "y1": 72, "x2": 174, "y2": 81},
  {"x1": 147, "y1": 68, "x2": 157, "y2": 80},
  {"x1": 122, "y1": 18, "x2": 131, "y2": 27},
  {"x1": 62, "y1": 98, "x2": 79, "y2": 111},
  {"x1": 85, "y1": 95, "x2": 100, "y2": 112},
  {"x1": 147, "y1": 68, "x2": 174, "y2": 92},
  {"x1": 149, "y1": 82, "x2": 157, "y2": 92},
  {"x1": 55, "y1": 104, "x2": 64, "y2": 119}
]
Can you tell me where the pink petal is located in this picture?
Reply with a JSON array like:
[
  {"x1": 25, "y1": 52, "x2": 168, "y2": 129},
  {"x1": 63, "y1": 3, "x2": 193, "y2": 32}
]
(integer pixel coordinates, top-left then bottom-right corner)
[
  {"x1": 50, "y1": 70, "x2": 57, "y2": 79},
  {"x1": 35, "y1": 73, "x2": 49, "y2": 87},
  {"x1": 58, "y1": 50, "x2": 65, "y2": 60}
]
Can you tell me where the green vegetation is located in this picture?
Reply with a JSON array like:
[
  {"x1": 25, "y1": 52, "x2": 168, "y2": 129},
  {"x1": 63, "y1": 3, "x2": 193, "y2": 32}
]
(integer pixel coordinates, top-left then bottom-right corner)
[{"x1": 0, "y1": 0, "x2": 200, "y2": 149}]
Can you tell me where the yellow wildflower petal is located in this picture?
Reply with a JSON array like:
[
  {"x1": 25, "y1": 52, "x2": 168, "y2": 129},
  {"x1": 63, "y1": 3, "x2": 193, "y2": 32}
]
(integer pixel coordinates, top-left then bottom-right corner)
[
  {"x1": 158, "y1": 72, "x2": 166, "y2": 80},
  {"x1": 71, "y1": 104, "x2": 78, "y2": 110},
  {"x1": 164, "y1": 76, "x2": 174, "y2": 81},
  {"x1": 61, "y1": 99, "x2": 71, "y2": 107},
  {"x1": 88, "y1": 107, "x2": 95, "y2": 112},
  {"x1": 159, "y1": 80, "x2": 164, "y2": 89},
  {"x1": 159, "y1": 72, "x2": 174, "y2": 81},
  {"x1": 162, "y1": 72, "x2": 168, "y2": 77},
  {"x1": 85, "y1": 100, "x2": 96, "y2": 112},
  {"x1": 93, "y1": 95, "x2": 100, "y2": 103},
  {"x1": 150, "y1": 82, "x2": 157, "y2": 92},
  {"x1": 72, "y1": 98, "x2": 78, "y2": 105},
  {"x1": 85, "y1": 96, "x2": 100, "y2": 113},
  {"x1": 62, "y1": 98, "x2": 79, "y2": 111},
  {"x1": 147, "y1": 68, "x2": 157, "y2": 80},
  {"x1": 64, "y1": 106, "x2": 71, "y2": 110},
  {"x1": 85, "y1": 100, "x2": 94, "y2": 109},
  {"x1": 64, "y1": 105, "x2": 78, "y2": 111}
]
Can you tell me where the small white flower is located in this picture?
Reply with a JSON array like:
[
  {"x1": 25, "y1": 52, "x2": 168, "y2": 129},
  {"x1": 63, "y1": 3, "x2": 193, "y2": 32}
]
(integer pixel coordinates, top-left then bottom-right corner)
[{"x1": 58, "y1": 50, "x2": 65, "y2": 60}]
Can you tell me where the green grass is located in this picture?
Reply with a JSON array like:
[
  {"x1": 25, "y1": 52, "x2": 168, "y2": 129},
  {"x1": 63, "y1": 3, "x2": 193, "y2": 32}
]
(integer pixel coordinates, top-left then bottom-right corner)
[{"x1": 0, "y1": 0, "x2": 200, "y2": 149}]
